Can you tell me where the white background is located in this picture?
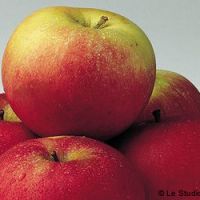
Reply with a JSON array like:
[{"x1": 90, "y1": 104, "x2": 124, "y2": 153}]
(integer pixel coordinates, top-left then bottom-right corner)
[{"x1": 0, "y1": 0, "x2": 200, "y2": 91}]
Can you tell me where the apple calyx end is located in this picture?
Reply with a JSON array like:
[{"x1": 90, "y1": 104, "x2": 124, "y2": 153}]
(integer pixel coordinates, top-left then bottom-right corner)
[
  {"x1": 51, "y1": 151, "x2": 60, "y2": 162},
  {"x1": 0, "y1": 109, "x2": 4, "y2": 120},
  {"x1": 152, "y1": 109, "x2": 161, "y2": 123},
  {"x1": 94, "y1": 16, "x2": 109, "y2": 29}
]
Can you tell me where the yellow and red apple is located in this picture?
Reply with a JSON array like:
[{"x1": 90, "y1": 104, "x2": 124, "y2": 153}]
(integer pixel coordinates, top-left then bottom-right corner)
[
  {"x1": 2, "y1": 6, "x2": 156, "y2": 139},
  {"x1": 0, "y1": 93, "x2": 35, "y2": 155},
  {"x1": 137, "y1": 69, "x2": 200, "y2": 123},
  {"x1": 0, "y1": 93, "x2": 20, "y2": 122},
  {"x1": 0, "y1": 121, "x2": 35, "y2": 155},
  {"x1": 0, "y1": 136, "x2": 145, "y2": 200}
]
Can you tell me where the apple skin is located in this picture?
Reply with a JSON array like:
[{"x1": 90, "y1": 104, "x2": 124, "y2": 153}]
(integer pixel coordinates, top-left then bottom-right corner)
[
  {"x1": 2, "y1": 6, "x2": 156, "y2": 139},
  {"x1": 0, "y1": 121, "x2": 36, "y2": 155},
  {"x1": 0, "y1": 93, "x2": 36, "y2": 155},
  {"x1": 112, "y1": 117, "x2": 200, "y2": 199},
  {"x1": 137, "y1": 69, "x2": 200, "y2": 123},
  {"x1": 0, "y1": 93, "x2": 20, "y2": 122},
  {"x1": 0, "y1": 136, "x2": 145, "y2": 200}
]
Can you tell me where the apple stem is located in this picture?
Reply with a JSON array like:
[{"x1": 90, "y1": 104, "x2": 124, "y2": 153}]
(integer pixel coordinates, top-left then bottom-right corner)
[
  {"x1": 152, "y1": 109, "x2": 161, "y2": 123},
  {"x1": 0, "y1": 109, "x2": 4, "y2": 120},
  {"x1": 51, "y1": 151, "x2": 59, "y2": 162},
  {"x1": 94, "y1": 16, "x2": 109, "y2": 29}
]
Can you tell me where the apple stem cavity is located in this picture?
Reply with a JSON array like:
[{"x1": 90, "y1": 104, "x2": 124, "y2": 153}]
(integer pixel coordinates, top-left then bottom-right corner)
[
  {"x1": 0, "y1": 109, "x2": 4, "y2": 120},
  {"x1": 51, "y1": 151, "x2": 59, "y2": 162},
  {"x1": 94, "y1": 16, "x2": 109, "y2": 29},
  {"x1": 152, "y1": 109, "x2": 161, "y2": 123}
]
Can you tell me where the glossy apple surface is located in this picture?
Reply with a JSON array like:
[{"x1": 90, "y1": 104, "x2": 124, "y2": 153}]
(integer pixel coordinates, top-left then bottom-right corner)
[
  {"x1": 137, "y1": 70, "x2": 200, "y2": 123},
  {"x1": 114, "y1": 117, "x2": 200, "y2": 199},
  {"x1": 2, "y1": 6, "x2": 156, "y2": 139},
  {"x1": 0, "y1": 136, "x2": 145, "y2": 200}
]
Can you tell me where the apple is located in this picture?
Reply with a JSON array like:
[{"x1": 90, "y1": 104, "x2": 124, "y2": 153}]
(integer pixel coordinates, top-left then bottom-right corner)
[
  {"x1": 0, "y1": 136, "x2": 145, "y2": 200},
  {"x1": 137, "y1": 69, "x2": 200, "y2": 123},
  {"x1": 2, "y1": 6, "x2": 156, "y2": 139},
  {"x1": 0, "y1": 96, "x2": 36, "y2": 155},
  {"x1": 0, "y1": 120, "x2": 35, "y2": 155},
  {"x1": 0, "y1": 93, "x2": 20, "y2": 122},
  {"x1": 112, "y1": 116, "x2": 200, "y2": 199}
]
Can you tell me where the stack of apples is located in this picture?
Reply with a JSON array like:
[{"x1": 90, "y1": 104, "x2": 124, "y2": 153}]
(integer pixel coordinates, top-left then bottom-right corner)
[{"x1": 0, "y1": 6, "x2": 199, "y2": 200}]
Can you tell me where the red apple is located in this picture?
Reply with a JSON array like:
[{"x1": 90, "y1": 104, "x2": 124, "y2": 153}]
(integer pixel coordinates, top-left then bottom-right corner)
[
  {"x1": 0, "y1": 136, "x2": 145, "y2": 200},
  {"x1": 2, "y1": 6, "x2": 156, "y2": 139},
  {"x1": 0, "y1": 93, "x2": 20, "y2": 122},
  {"x1": 0, "y1": 94, "x2": 36, "y2": 155},
  {"x1": 137, "y1": 70, "x2": 200, "y2": 123},
  {"x1": 0, "y1": 121, "x2": 35, "y2": 155},
  {"x1": 114, "y1": 117, "x2": 200, "y2": 199}
]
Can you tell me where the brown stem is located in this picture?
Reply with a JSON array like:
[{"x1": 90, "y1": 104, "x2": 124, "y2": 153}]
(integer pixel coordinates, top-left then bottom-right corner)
[
  {"x1": 0, "y1": 109, "x2": 4, "y2": 120},
  {"x1": 94, "y1": 16, "x2": 109, "y2": 29},
  {"x1": 51, "y1": 151, "x2": 59, "y2": 162},
  {"x1": 152, "y1": 109, "x2": 161, "y2": 123}
]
